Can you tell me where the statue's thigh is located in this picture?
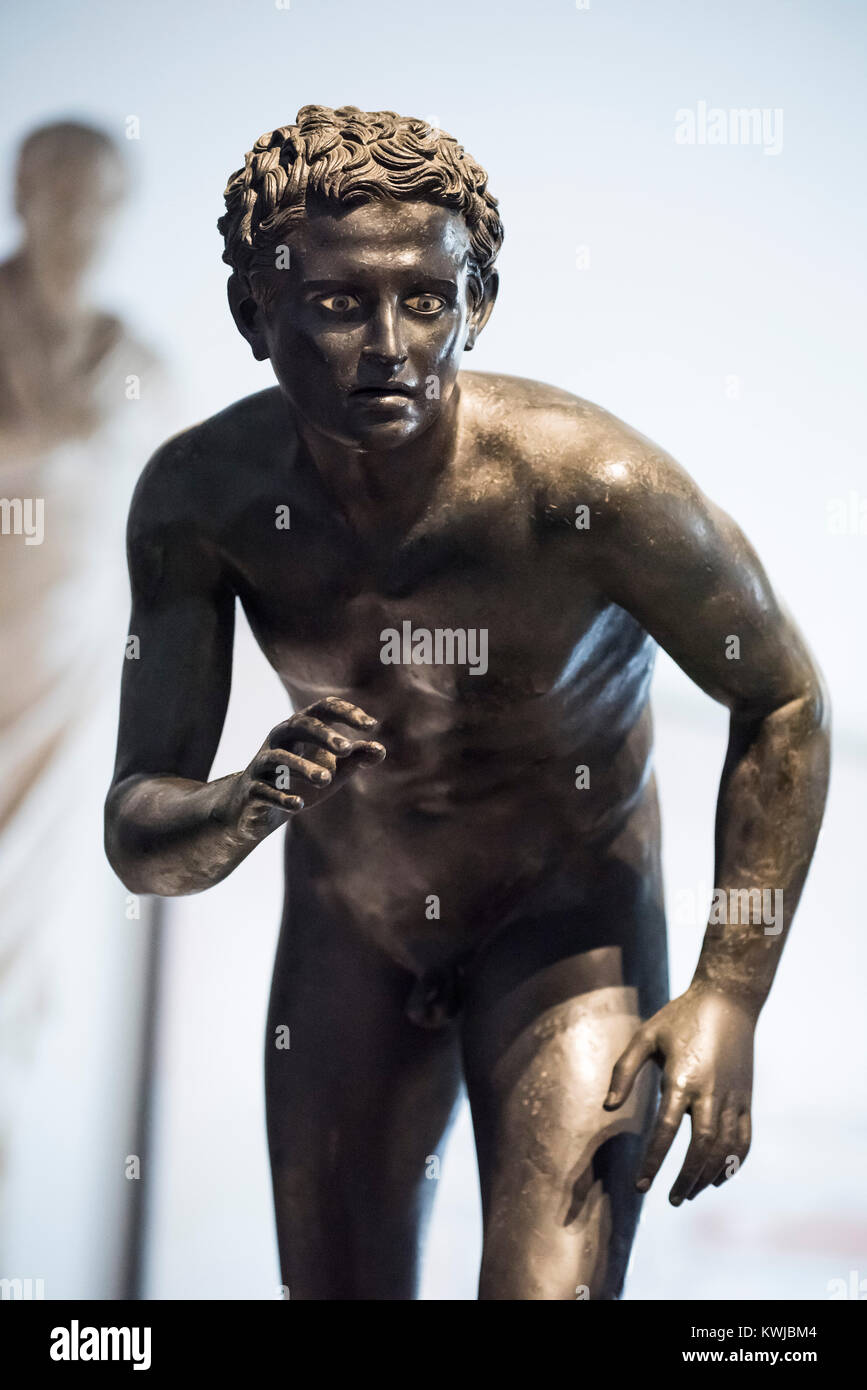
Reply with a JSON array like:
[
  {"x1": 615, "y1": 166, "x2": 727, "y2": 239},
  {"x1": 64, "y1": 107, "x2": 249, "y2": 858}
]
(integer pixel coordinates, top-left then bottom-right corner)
[
  {"x1": 462, "y1": 939, "x2": 660, "y2": 1300},
  {"x1": 265, "y1": 904, "x2": 462, "y2": 1299}
]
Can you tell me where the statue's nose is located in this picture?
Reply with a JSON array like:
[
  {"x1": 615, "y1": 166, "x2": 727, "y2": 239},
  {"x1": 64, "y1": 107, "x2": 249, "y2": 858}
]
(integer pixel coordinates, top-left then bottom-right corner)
[{"x1": 361, "y1": 303, "x2": 408, "y2": 371}]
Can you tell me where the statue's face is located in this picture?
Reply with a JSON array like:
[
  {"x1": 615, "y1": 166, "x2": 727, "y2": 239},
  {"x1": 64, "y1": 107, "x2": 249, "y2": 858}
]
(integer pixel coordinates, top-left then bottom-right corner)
[
  {"x1": 241, "y1": 200, "x2": 493, "y2": 450},
  {"x1": 19, "y1": 147, "x2": 125, "y2": 291}
]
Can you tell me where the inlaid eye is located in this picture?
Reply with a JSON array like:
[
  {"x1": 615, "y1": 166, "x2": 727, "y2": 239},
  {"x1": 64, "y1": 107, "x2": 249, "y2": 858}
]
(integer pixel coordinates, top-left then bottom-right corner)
[
  {"x1": 317, "y1": 293, "x2": 361, "y2": 313},
  {"x1": 405, "y1": 293, "x2": 445, "y2": 315}
]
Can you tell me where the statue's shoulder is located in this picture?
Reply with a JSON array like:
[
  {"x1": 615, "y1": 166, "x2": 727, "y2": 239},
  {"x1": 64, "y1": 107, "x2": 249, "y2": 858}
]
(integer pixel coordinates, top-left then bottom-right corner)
[
  {"x1": 458, "y1": 371, "x2": 695, "y2": 536},
  {"x1": 460, "y1": 371, "x2": 671, "y2": 490},
  {"x1": 458, "y1": 370, "x2": 638, "y2": 450},
  {"x1": 176, "y1": 386, "x2": 291, "y2": 465},
  {"x1": 458, "y1": 369, "x2": 588, "y2": 422},
  {"x1": 131, "y1": 387, "x2": 291, "y2": 524}
]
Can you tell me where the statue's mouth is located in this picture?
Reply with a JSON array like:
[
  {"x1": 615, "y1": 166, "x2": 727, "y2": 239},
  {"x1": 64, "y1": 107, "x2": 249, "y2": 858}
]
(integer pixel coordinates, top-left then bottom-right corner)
[{"x1": 351, "y1": 383, "x2": 415, "y2": 397}]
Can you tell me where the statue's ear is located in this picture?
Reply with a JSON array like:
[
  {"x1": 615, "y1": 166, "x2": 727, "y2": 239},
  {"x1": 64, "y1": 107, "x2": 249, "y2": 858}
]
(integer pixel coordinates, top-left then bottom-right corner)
[
  {"x1": 465, "y1": 270, "x2": 499, "y2": 351},
  {"x1": 227, "y1": 272, "x2": 270, "y2": 361}
]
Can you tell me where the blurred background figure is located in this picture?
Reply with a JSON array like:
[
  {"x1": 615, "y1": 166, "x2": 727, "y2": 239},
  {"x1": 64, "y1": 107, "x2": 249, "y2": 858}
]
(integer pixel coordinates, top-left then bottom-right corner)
[{"x1": 0, "y1": 121, "x2": 169, "y2": 1296}]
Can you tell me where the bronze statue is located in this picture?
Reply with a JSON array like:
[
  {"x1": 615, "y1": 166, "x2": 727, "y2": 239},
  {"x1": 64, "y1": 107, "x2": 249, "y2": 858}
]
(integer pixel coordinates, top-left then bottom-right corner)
[{"x1": 105, "y1": 107, "x2": 830, "y2": 1299}]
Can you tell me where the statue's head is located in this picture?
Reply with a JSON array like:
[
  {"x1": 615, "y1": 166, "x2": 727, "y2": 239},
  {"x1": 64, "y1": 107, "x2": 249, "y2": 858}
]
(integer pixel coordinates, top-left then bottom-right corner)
[
  {"x1": 218, "y1": 106, "x2": 503, "y2": 450},
  {"x1": 16, "y1": 121, "x2": 126, "y2": 291}
]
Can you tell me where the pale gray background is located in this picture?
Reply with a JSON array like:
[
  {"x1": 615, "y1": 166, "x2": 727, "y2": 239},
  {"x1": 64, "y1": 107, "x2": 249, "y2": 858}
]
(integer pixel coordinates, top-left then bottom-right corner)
[{"x1": 0, "y1": 0, "x2": 864, "y2": 1299}]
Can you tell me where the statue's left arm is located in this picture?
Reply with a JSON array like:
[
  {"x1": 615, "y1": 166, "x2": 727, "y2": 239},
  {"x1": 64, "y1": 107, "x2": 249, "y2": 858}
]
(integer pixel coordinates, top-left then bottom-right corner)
[{"x1": 585, "y1": 444, "x2": 830, "y2": 1204}]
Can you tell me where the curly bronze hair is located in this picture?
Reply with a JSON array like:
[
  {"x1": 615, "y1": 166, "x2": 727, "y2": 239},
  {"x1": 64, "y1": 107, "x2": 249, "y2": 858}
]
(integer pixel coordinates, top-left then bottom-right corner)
[{"x1": 218, "y1": 105, "x2": 503, "y2": 305}]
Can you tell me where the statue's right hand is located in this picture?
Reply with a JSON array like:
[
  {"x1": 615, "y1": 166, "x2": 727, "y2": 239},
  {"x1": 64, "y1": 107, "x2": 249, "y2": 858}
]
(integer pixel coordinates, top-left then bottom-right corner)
[{"x1": 224, "y1": 696, "x2": 386, "y2": 839}]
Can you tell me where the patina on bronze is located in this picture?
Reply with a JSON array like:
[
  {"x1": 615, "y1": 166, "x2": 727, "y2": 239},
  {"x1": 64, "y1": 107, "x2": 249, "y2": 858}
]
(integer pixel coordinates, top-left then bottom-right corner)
[{"x1": 105, "y1": 107, "x2": 830, "y2": 1300}]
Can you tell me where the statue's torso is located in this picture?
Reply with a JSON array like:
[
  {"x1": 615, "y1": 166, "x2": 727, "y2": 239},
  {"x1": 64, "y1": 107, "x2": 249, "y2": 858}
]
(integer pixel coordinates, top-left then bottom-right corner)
[{"x1": 187, "y1": 376, "x2": 662, "y2": 966}]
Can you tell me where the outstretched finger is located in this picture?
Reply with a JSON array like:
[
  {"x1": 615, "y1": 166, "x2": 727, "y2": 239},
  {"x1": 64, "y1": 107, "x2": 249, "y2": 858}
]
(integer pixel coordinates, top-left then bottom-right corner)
[
  {"x1": 269, "y1": 715, "x2": 358, "y2": 756},
  {"x1": 347, "y1": 740, "x2": 387, "y2": 763},
  {"x1": 669, "y1": 1095, "x2": 718, "y2": 1206},
  {"x1": 255, "y1": 749, "x2": 333, "y2": 788},
  {"x1": 604, "y1": 1028, "x2": 655, "y2": 1111},
  {"x1": 306, "y1": 696, "x2": 380, "y2": 730},
  {"x1": 692, "y1": 1101, "x2": 738, "y2": 1198},
  {"x1": 249, "y1": 780, "x2": 304, "y2": 813},
  {"x1": 712, "y1": 1124, "x2": 750, "y2": 1188},
  {"x1": 635, "y1": 1081, "x2": 689, "y2": 1193},
  {"x1": 326, "y1": 740, "x2": 387, "y2": 787}
]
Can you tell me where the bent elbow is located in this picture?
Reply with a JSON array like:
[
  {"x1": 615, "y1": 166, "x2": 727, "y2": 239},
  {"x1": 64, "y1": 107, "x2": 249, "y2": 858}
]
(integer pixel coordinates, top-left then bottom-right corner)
[{"x1": 104, "y1": 784, "x2": 153, "y2": 895}]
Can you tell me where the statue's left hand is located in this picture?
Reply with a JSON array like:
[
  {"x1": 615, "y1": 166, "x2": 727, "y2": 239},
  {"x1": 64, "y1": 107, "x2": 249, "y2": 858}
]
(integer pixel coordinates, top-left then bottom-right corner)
[{"x1": 602, "y1": 987, "x2": 755, "y2": 1205}]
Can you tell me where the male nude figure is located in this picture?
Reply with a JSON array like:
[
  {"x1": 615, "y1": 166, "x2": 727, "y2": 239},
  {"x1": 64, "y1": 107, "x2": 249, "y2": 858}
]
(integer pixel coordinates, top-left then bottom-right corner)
[{"x1": 105, "y1": 107, "x2": 830, "y2": 1300}]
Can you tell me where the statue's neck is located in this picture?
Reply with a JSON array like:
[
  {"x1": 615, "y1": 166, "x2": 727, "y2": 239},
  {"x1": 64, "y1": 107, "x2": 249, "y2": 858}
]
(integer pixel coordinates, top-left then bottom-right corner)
[
  {"x1": 14, "y1": 249, "x2": 90, "y2": 327},
  {"x1": 297, "y1": 387, "x2": 461, "y2": 532}
]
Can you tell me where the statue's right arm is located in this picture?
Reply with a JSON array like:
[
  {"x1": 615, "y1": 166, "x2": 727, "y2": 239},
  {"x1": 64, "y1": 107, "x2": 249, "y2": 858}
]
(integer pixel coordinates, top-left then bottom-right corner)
[
  {"x1": 103, "y1": 439, "x2": 261, "y2": 896},
  {"x1": 104, "y1": 441, "x2": 386, "y2": 897}
]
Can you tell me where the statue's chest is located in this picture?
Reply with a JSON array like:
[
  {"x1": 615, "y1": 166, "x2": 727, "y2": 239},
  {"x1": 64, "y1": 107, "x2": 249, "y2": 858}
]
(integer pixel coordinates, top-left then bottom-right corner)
[{"x1": 226, "y1": 474, "x2": 600, "y2": 698}]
